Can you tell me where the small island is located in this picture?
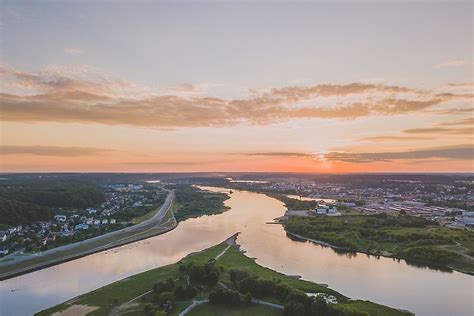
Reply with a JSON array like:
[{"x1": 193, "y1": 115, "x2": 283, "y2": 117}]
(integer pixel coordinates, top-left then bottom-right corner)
[{"x1": 37, "y1": 234, "x2": 411, "y2": 316}]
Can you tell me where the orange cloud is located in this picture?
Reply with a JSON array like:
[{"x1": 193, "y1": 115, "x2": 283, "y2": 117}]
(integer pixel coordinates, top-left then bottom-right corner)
[
  {"x1": 1, "y1": 145, "x2": 116, "y2": 157},
  {"x1": 1, "y1": 65, "x2": 472, "y2": 128},
  {"x1": 248, "y1": 144, "x2": 474, "y2": 164}
]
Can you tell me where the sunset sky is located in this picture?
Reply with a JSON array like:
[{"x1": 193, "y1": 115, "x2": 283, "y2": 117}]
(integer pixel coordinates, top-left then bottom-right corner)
[{"x1": 1, "y1": 1, "x2": 473, "y2": 173}]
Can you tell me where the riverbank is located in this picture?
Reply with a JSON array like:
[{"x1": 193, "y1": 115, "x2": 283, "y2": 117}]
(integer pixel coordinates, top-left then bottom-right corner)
[
  {"x1": 37, "y1": 234, "x2": 411, "y2": 316},
  {"x1": 0, "y1": 191, "x2": 177, "y2": 281},
  {"x1": 284, "y1": 214, "x2": 474, "y2": 275}
]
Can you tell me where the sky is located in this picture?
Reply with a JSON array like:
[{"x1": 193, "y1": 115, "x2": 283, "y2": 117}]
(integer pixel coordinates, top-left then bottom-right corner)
[{"x1": 0, "y1": 0, "x2": 473, "y2": 173}]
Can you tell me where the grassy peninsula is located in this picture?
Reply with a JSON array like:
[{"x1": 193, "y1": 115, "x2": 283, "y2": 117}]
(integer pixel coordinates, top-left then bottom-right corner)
[
  {"x1": 37, "y1": 236, "x2": 411, "y2": 316},
  {"x1": 284, "y1": 214, "x2": 474, "y2": 274},
  {"x1": 169, "y1": 185, "x2": 230, "y2": 222}
]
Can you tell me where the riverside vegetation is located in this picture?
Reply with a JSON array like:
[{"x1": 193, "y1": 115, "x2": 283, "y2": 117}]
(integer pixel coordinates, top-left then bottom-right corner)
[
  {"x1": 37, "y1": 239, "x2": 411, "y2": 316},
  {"x1": 284, "y1": 213, "x2": 474, "y2": 274},
  {"x1": 168, "y1": 185, "x2": 230, "y2": 222}
]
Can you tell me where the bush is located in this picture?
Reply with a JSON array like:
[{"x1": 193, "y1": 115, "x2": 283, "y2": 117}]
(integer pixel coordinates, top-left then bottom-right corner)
[
  {"x1": 209, "y1": 289, "x2": 241, "y2": 306},
  {"x1": 284, "y1": 301, "x2": 305, "y2": 316}
]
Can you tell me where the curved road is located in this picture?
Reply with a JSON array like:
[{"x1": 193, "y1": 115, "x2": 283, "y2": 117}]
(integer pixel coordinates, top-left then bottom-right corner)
[{"x1": 0, "y1": 190, "x2": 176, "y2": 281}]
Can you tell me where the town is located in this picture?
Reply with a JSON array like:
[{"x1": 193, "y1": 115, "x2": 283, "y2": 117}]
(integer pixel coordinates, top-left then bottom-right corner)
[
  {"x1": 196, "y1": 174, "x2": 474, "y2": 229},
  {"x1": 0, "y1": 183, "x2": 165, "y2": 257}
]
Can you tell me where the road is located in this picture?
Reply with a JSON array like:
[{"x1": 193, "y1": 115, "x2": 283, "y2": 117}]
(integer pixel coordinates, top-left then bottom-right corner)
[{"x1": 0, "y1": 190, "x2": 177, "y2": 281}]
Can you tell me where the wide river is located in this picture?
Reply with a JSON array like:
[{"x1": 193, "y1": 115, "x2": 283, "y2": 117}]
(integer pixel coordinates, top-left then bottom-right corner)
[{"x1": 1, "y1": 187, "x2": 473, "y2": 316}]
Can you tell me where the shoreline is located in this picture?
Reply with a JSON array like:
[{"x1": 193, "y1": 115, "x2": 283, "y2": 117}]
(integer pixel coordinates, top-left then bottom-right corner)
[
  {"x1": 0, "y1": 191, "x2": 177, "y2": 281},
  {"x1": 0, "y1": 222, "x2": 178, "y2": 281},
  {"x1": 36, "y1": 233, "x2": 413, "y2": 316},
  {"x1": 284, "y1": 230, "x2": 473, "y2": 276}
]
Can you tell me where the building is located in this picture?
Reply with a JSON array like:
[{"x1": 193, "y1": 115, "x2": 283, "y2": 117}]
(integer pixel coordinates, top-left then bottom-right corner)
[
  {"x1": 0, "y1": 246, "x2": 9, "y2": 256},
  {"x1": 455, "y1": 216, "x2": 474, "y2": 228},
  {"x1": 87, "y1": 208, "x2": 97, "y2": 214},
  {"x1": 315, "y1": 205, "x2": 341, "y2": 216},
  {"x1": 0, "y1": 231, "x2": 7, "y2": 242},
  {"x1": 54, "y1": 215, "x2": 67, "y2": 222},
  {"x1": 75, "y1": 223, "x2": 89, "y2": 230}
]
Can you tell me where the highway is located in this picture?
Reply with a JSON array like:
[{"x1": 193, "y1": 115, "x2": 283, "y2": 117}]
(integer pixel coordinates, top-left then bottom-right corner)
[{"x1": 0, "y1": 190, "x2": 177, "y2": 281}]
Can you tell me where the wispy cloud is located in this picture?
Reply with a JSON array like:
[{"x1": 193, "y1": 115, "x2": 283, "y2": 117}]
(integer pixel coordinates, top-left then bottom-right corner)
[
  {"x1": 244, "y1": 152, "x2": 316, "y2": 158},
  {"x1": 245, "y1": 144, "x2": 474, "y2": 164},
  {"x1": 360, "y1": 135, "x2": 431, "y2": 142},
  {"x1": 0, "y1": 145, "x2": 115, "y2": 157},
  {"x1": 404, "y1": 126, "x2": 474, "y2": 135},
  {"x1": 435, "y1": 59, "x2": 473, "y2": 68},
  {"x1": 1, "y1": 65, "x2": 472, "y2": 128},
  {"x1": 122, "y1": 159, "x2": 232, "y2": 167},
  {"x1": 63, "y1": 47, "x2": 84, "y2": 56},
  {"x1": 323, "y1": 144, "x2": 473, "y2": 163}
]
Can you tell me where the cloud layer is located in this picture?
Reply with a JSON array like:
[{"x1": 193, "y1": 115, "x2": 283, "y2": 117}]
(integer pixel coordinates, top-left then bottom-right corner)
[
  {"x1": 1, "y1": 65, "x2": 472, "y2": 129},
  {"x1": 247, "y1": 144, "x2": 474, "y2": 164},
  {"x1": 1, "y1": 145, "x2": 113, "y2": 157}
]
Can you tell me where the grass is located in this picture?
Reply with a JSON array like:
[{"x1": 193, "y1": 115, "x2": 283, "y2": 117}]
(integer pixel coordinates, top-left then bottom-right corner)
[
  {"x1": 37, "y1": 238, "x2": 410, "y2": 316},
  {"x1": 133, "y1": 208, "x2": 158, "y2": 224},
  {"x1": 170, "y1": 185, "x2": 230, "y2": 222},
  {"x1": 336, "y1": 301, "x2": 410, "y2": 316},
  {"x1": 36, "y1": 243, "x2": 227, "y2": 316},
  {"x1": 188, "y1": 303, "x2": 282, "y2": 316},
  {"x1": 217, "y1": 246, "x2": 341, "y2": 298},
  {"x1": 284, "y1": 214, "x2": 474, "y2": 274}
]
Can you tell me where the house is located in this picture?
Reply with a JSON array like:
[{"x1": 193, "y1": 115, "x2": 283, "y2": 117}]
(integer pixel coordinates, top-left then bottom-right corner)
[
  {"x1": 0, "y1": 246, "x2": 9, "y2": 256},
  {"x1": 133, "y1": 201, "x2": 143, "y2": 207},
  {"x1": 0, "y1": 231, "x2": 7, "y2": 242},
  {"x1": 54, "y1": 215, "x2": 67, "y2": 222},
  {"x1": 87, "y1": 208, "x2": 97, "y2": 214},
  {"x1": 7, "y1": 226, "x2": 22, "y2": 234},
  {"x1": 101, "y1": 219, "x2": 109, "y2": 225},
  {"x1": 110, "y1": 219, "x2": 116, "y2": 224},
  {"x1": 75, "y1": 223, "x2": 89, "y2": 230},
  {"x1": 42, "y1": 235, "x2": 56, "y2": 245},
  {"x1": 93, "y1": 219, "x2": 101, "y2": 225}
]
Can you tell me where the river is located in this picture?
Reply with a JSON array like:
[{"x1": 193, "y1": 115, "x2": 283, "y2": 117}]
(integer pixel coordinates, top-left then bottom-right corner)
[{"x1": 0, "y1": 187, "x2": 472, "y2": 315}]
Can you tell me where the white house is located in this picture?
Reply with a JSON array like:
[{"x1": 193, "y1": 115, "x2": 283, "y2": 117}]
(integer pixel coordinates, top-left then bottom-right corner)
[
  {"x1": 0, "y1": 246, "x2": 9, "y2": 255},
  {"x1": 315, "y1": 205, "x2": 340, "y2": 216},
  {"x1": 54, "y1": 215, "x2": 67, "y2": 222},
  {"x1": 0, "y1": 231, "x2": 7, "y2": 242},
  {"x1": 87, "y1": 208, "x2": 97, "y2": 214}
]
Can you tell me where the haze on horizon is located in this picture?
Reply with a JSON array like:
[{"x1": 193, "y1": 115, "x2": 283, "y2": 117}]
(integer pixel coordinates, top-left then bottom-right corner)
[{"x1": 0, "y1": 0, "x2": 473, "y2": 173}]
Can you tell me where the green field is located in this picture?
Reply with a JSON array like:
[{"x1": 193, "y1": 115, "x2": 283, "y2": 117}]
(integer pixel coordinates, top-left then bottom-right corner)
[
  {"x1": 37, "y1": 238, "x2": 411, "y2": 316},
  {"x1": 285, "y1": 214, "x2": 474, "y2": 274},
  {"x1": 188, "y1": 304, "x2": 282, "y2": 316},
  {"x1": 169, "y1": 185, "x2": 230, "y2": 222}
]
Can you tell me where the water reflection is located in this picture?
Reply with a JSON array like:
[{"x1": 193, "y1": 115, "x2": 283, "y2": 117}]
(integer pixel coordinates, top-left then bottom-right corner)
[{"x1": 0, "y1": 188, "x2": 472, "y2": 316}]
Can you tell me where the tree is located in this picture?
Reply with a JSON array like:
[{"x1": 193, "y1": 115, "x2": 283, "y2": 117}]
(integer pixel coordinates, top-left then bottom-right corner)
[
  {"x1": 173, "y1": 285, "x2": 186, "y2": 299},
  {"x1": 284, "y1": 301, "x2": 305, "y2": 316},
  {"x1": 244, "y1": 292, "x2": 252, "y2": 305},
  {"x1": 143, "y1": 303, "x2": 154, "y2": 316}
]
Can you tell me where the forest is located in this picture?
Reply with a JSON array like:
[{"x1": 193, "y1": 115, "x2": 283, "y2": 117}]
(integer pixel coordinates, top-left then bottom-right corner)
[{"x1": 0, "y1": 179, "x2": 105, "y2": 226}]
